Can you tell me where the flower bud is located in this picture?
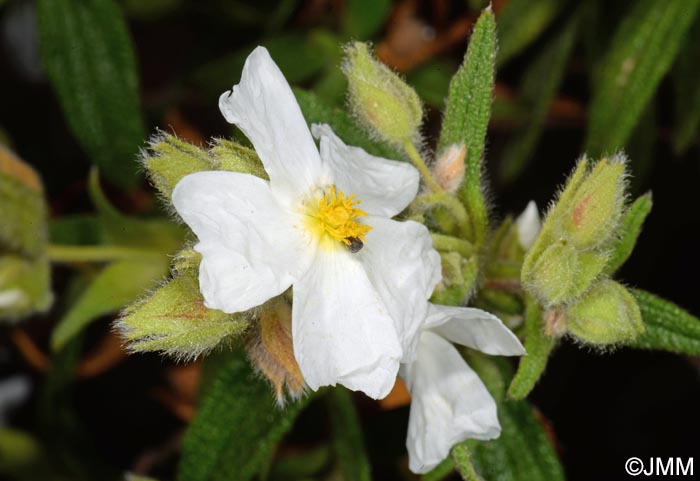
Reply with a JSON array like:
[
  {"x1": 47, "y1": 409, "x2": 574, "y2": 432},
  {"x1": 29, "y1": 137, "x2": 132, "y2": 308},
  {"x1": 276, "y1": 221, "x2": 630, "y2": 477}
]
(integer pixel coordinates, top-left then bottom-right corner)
[
  {"x1": 433, "y1": 144, "x2": 466, "y2": 193},
  {"x1": 522, "y1": 241, "x2": 577, "y2": 306},
  {"x1": 566, "y1": 279, "x2": 644, "y2": 345},
  {"x1": 565, "y1": 155, "x2": 626, "y2": 249},
  {"x1": 342, "y1": 42, "x2": 422, "y2": 145},
  {"x1": 431, "y1": 252, "x2": 477, "y2": 306},
  {"x1": 247, "y1": 300, "x2": 305, "y2": 405},
  {"x1": 0, "y1": 256, "x2": 52, "y2": 320},
  {"x1": 515, "y1": 201, "x2": 541, "y2": 251}
]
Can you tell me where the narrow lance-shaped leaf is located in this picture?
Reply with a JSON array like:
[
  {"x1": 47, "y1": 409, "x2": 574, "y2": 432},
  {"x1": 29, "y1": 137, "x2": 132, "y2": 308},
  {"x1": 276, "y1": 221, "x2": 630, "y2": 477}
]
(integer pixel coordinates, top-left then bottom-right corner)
[
  {"x1": 178, "y1": 350, "x2": 312, "y2": 481},
  {"x1": 629, "y1": 289, "x2": 700, "y2": 356},
  {"x1": 438, "y1": 7, "x2": 496, "y2": 247},
  {"x1": 672, "y1": 20, "x2": 700, "y2": 155},
  {"x1": 500, "y1": 12, "x2": 580, "y2": 183},
  {"x1": 495, "y1": 0, "x2": 564, "y2": 66},
  {"x1": 585, "y1": 0, "x2": 700, "y2": 156},
  {"x1": 603, "y1": 193, "x2": 652, "y2": 275},
  {"x1": 37, "y1": 0, "x2": 145, "y2": 188},
  {"x1": 327, "y1": 388, "x2": 372, "y2": 481},
  {"x1": 508, "y1": 296, "x2": 555, "y2": 400},
  {"x1": 462, "y1": 355, "x2": 565, "y2": 481},
  {"x1": 51, "y1": 259, "x2": 167, "y2": 351}
]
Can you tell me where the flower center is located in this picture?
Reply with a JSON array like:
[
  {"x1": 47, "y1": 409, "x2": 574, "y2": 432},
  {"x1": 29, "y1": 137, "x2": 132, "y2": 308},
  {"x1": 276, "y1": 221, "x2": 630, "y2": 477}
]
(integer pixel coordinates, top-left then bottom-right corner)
[{"x1": 308, "y1": 185, "x2": 372, "y2": 251}]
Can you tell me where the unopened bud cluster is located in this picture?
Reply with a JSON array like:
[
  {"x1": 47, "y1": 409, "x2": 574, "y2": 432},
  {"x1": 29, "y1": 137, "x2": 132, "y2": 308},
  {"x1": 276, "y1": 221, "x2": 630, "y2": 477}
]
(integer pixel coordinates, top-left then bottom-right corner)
[
  {"x1": 521, "y1": 155, "x2": 643, "y2": 345},
  {"x1": 342, "y1": 42, "x2": 423, "y2": 146}
]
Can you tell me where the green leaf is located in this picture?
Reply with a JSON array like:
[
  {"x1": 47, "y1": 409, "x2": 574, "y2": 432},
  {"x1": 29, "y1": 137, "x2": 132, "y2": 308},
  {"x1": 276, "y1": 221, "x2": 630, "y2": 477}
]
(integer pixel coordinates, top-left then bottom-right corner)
[
  {"x1": 508, "y1": 297, "x2": 554, "y2": 400},
  {"x1": 438, "y1": 7, "x2": 496, "y2": 247},
  {"x1": 585, "y1": 0, "x2": 700, "y2": 156},
  {"x1": 177, "y1": 350, "x2": 312, "y2": 481},
  {"x1": 496, "y1": 0, "x2": 565, "y2": 66},
  {"x1": 604, "y1": 193, "x2": 652, "y2": 275},
  {"x1": 37, "y1": 0, "x2": 145, "y2": 188},
  {"x1": 118, "y1": 272, "x2": 249, "y2": 359},
  {"x1": 672, "y1": 20, "x2": 700, "y2": 155},
  {"x1": 88, "y1": 170, "x2": 184, "y2": 252},
  {"x1": 343, "y1": 0, "x2": 391, "y2": 39},
  {"x1": 629, "y1": 289, "x2": 700, "y2": 355},
  {"x1": 464, "y1": 356, "x2": 564, "y2": 481},
  {"x1": 294, "y1": 88, "x2": 402, "y2": 160},
  {"x1": 50, "y1": 258, "x2": 167, "y2": 351},
  {"x1": 500, "y1": 13, "x2": 580, "y2": 183},
  {"x1": 327, "y1": 388, "x2": 372, "y2": 481},
  {"x1": 450, "y1": 443, "x2": 480, "y2": 481}
]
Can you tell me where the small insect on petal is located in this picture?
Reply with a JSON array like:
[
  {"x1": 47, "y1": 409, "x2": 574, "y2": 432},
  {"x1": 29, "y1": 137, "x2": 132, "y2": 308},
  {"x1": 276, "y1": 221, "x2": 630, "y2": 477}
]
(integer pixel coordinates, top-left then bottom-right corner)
[{"x1": 346, "y1": 236, "x2": 364, "y2": 253}]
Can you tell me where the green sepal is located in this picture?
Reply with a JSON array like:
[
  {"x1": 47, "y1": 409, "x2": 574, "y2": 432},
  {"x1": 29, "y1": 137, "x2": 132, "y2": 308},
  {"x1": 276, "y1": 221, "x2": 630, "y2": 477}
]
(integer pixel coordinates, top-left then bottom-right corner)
[
  {"x1": 629, "y1": 289, "x2": 700, "y2": 355},
  {"x1": 604, "y1": 193, "x2": 652, "y2": 275},
  {"x1": 431, "y1": 252, "x2": 478, "y2": 306},
  {"x1": 508, "y1": 296, "x2": 555, "y2": 400},
  {"x1": 523, "y1": 241, "x2": 577, "y2": 306},
  {"x1": 118, "y1": 271, "x2": 249, "y2": 360},
  {"x1": 566, "y1": 280, "x2": 644, "y2": 345}
]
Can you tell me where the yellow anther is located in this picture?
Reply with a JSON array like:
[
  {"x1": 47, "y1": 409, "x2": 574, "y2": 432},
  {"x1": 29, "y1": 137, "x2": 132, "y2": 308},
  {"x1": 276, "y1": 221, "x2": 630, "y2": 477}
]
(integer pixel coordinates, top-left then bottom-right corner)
[{"x1": 308, "y1": 186, "x2": 372, "y2": 247}]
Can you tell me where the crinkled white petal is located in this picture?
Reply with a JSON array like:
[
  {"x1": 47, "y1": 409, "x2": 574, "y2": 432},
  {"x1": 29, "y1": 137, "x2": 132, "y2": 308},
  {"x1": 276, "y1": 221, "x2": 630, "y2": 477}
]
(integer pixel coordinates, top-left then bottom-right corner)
[
  {"x1": 358, "y1": 216, "x2": 441, "y2": 362},
  {"x1": 219, "y1": 46, "x2": 323, "y2": 198},
  {"x1": 172, "y1": 171, "x2": 313, "y2": 313},
  {"x1": 292, "y1": 247, "x2": 402, "y2": 399},
  {"x1": 515, "y1": 200, "x2": 541, "y2": 251},
  {"x1": 402, "y1": 331, "x2": 501, "y2": 474},
  {"x1": 425, "y1": 304, "x2": 526, "y2": 356},
  {"x1": 311, "y1": 123, "x2": 419, "y2": 217}
]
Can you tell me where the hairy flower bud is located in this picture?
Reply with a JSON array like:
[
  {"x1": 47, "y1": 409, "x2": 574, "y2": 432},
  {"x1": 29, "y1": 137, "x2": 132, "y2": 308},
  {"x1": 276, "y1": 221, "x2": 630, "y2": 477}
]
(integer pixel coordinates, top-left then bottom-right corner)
[
  {"x1": 342, "y1": 42, "x2": 422, "y2": 145},
  {"x1": 433, "y1": 144, "x2": 466, "y2": 193},
  {"x1": 247, "y1": 300, "x2": 305, "y2": 404},
  {"x1": 523, "y1": 241, "x2": 577, "y2": 306},
  {"x1": 566, "y1": 279, "x2": 643, "y2": 345},
  {"x1": 565, "y1": 155, "x2": 627, "y2": 249}
]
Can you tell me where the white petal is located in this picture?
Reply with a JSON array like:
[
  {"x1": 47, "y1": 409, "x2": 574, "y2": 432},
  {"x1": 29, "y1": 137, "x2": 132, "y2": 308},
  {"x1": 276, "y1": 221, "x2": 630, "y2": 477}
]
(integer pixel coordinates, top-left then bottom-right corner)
[
  {"x1": 358, "y1": 217, "x2": 441, "y2": 362},
  {"x1": 292, "y1": 247, "x2": 402, "y2": 399},
  {"x1": 219, "y1": 46, "x2": 323, "y2": 197},
  {"x1": 172, "y1": 171, "x2": 313, "y2": 313},
  {"x1": 312, "y1": 123, "x2": 419, "y2": 217},
  {"x1": 402, "y1": 331, "x2": 500, "y2": 474},
  {"x1": 515, "y1": 200, "x2": 541, "y2": 251},
  {"x1": 425, "y1": 304, "x2": 526, "y2": 356}
]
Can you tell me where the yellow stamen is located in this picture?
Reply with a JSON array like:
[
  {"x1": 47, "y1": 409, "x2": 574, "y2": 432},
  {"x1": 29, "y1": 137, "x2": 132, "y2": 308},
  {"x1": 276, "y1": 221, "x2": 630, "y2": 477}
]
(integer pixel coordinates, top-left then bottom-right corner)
[{"x1": 308, "y1": 185, "x2": 372, "y2": 248}]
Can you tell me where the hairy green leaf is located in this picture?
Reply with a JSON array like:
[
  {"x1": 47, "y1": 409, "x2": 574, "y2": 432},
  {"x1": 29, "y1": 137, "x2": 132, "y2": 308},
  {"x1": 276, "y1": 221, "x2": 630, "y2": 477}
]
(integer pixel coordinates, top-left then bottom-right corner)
[
  {"x1": 464, "y1": 356, "x2": 564, "y2": 481},
  {"x1": 118, "y1": 272, "x2": 248, "y2": 359},
  {"x1": 439, "y1": 7, "x2": 496, "y2": 247},
  {"x1": 51, "y1": 259, "x2": 167, "y2": 351},
  {"x1": 178, "y1": 350, "x2": 311, "y2": 481},
  {"x1": 496, "y1": 0, "x2": 565, "y2": 66},
  {"x1": 508, "y1": 297, "x2": 554, "y2": 400},
  {"x1": 327, "y1": 388, "x2": 372, "y2": 481},
  {"x1": 450, "y1": 443, "x2": 480, "y2": 481},
  {"x1": 629, "y1": 289, "x2": 700, "y2": 355},
  {"x1": 37, "y1": 0, "x2": 144, "y2": 188},
  {"x1": 604, "y1": 193, "x2": 652, "y2": 275},
  {"x1": 500, "y1": 13, "x2": 579, "y2": 183},
  {"x1": 585, "y1": 0, "x2": 700, "y2": 156}
]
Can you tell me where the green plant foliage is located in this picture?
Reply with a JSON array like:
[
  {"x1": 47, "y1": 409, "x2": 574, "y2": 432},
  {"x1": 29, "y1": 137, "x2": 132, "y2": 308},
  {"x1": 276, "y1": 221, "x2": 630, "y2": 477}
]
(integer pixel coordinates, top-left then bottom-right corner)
[
  {"x1": 450, "y1": 443, "x2": 480, "y2": 481},
  {"x1": 36, "y1": 0, "x2": 145, "y2": 188},
  {"x1": 604, "y1": 193, "x2": 653, "y2": 275},
  {"x1": 461, "y1": 356, "x2": 565, "y2": 481},
  {"x1": 438, "y1": 7, "x2": 496, "y2": 247},
  {"x1": 342, "y1": 0, "x2": 391, "y2": 39},
  {"x1": 496, "y1": 0, "x2": 564, "y2": 66},
  {"x1": 500, "y1": 13, "x2": 580, "y2": 183},
  {"x1": 51, "y1": 259, "x2": 167, "y2": 351},
  {"x1": 585, "y1": 0, "x2": 700, "y2": 156},
  {"x1": 672, "y1": 21, "x2": 700, "y2": 155},
  {"x1": 508, "y1": 297, "x2": 554, "y2": 400},
  {"x1": 177, "y1": 350, "x2": 312, "y2": 481},
  {"x1": 630, "y1": 289, "x2": 700, "y2": 355},
  {"x1": 327, "y1": 388, "x2": 372, "y2": 481},
  {"x1": 118, "y1": 272, "x2": 249, "y2": 359}
]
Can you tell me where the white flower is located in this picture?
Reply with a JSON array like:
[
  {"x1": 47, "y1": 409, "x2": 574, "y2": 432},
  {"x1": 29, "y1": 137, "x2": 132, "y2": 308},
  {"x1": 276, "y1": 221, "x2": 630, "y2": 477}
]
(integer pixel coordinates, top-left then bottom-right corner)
[
  {"x1": 171, "y1": 47, "x2": 440, "y2": 399},
  {"x1": 400, "y1": 303, "x2": 526, "y2": 474},
  {"x1": 516, "y1": 200, "x2": 541, "y2": 251}
]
